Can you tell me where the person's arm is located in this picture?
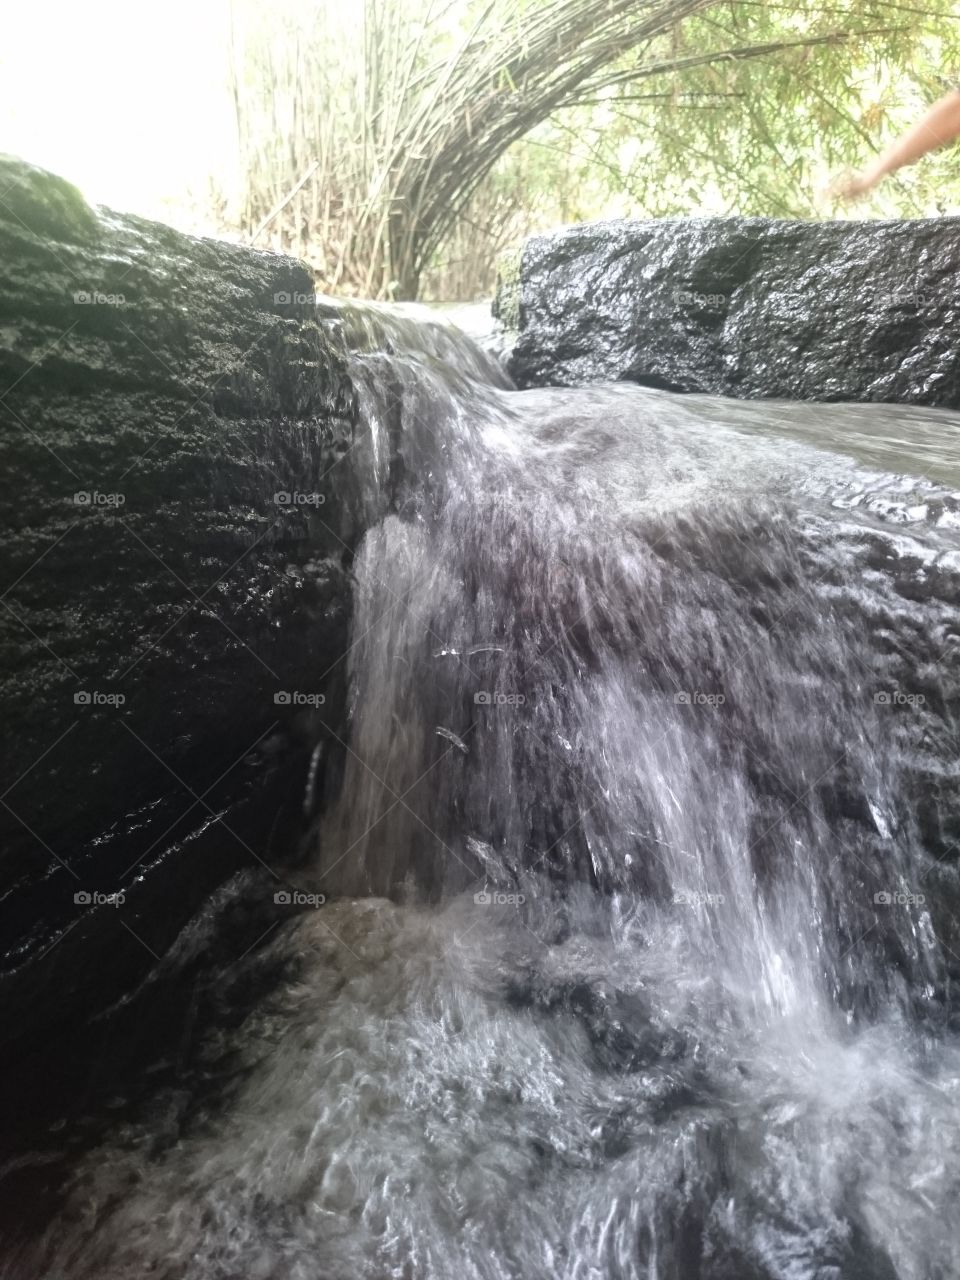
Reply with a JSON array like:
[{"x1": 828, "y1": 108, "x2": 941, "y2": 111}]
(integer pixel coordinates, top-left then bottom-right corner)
[{"x1": 830, "y1": 90, "x2": 960, "y2": 200}]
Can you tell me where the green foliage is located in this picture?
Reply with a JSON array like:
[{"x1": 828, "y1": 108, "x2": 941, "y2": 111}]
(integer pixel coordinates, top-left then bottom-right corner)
[
  {"x1": 504, "y1": 1, "x2": 960, "y2": 226},
  {"x1": 225, "y1": 0, "x2": 960, "y2": 299}
]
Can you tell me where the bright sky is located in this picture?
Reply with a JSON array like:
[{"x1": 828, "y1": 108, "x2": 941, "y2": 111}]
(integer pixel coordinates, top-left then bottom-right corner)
[{"x1": 1, "y1": 0, "x2": 239, "y2": 232}]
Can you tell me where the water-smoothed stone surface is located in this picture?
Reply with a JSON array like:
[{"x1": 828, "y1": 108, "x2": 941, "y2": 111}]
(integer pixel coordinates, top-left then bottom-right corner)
[
  {"x1": 499, "y1": 217, "x2": 960, "y2": 406},
  {"x1": 0, "y1": 156, "x2": 363, "y2": 1047}
]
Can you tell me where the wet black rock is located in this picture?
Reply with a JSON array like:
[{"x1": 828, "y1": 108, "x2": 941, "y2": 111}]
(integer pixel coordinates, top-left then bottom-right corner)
[
  {"x1": 499, "y1": 217, "x2": 960, "y2": 406},
  {"x1": 0, "y1": 157, "x2": 363, "y2": 1047}
]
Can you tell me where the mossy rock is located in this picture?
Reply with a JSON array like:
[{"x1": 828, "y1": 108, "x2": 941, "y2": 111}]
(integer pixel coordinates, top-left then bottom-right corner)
[{"x1": 0, "y1": 153, "x2": 100, "y2": 245}]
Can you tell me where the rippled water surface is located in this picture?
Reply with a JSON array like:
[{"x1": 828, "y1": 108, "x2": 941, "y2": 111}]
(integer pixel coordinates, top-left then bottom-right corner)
[{"x1": 9, "y1": 315, "x2": 960, "y2": 1279}]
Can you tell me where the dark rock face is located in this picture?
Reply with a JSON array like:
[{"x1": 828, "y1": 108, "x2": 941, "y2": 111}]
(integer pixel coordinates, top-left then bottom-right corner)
[
  {"x1": 0, "y1": 157, "x2": 364, "y2": 1048},
  {"x1": 500, "y1": 217, "x2": 960, "y2": 406}
]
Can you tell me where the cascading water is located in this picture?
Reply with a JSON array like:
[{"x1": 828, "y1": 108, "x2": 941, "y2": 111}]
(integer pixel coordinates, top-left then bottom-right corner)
[{"x1": 8, "y1": 308, "x2": 960, "y2": 1280}]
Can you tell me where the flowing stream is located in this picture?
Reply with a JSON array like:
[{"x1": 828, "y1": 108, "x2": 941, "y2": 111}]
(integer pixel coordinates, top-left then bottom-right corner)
[{"x1": 8, "y1": 310, "x2": 960, "y2": 1279}]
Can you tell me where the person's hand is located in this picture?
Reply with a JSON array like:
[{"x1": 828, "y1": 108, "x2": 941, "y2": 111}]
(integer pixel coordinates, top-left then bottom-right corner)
[{"x1": 824, "y1": 169, "x2": 879, "y2": 203}]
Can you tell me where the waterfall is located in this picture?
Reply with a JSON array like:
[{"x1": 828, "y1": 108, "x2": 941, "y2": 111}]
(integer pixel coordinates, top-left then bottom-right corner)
[{"x1": 10, "y1": 310, "x2": 960, "y2": 1280}]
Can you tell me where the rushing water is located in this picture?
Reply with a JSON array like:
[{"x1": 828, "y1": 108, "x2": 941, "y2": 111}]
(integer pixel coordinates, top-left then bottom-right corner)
[{"x1": 8, "y1": 311, "x2": 960, "y2": 1279}]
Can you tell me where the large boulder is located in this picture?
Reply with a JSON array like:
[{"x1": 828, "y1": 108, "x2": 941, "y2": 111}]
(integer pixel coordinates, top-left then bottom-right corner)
[
  {"x1": 0, "y1": 157, "x2": 365, "y2": 1047},
  {"x1": 499, "y1": 217, "x2": 960, "y2": 406}
]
